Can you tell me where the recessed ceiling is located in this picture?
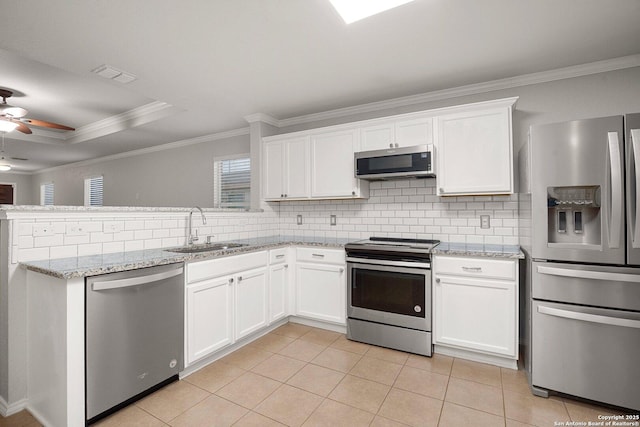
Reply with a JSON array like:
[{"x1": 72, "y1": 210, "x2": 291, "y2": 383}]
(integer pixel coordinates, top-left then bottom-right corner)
[{"x1": 0, "y1": 0, "x2": 639, "y2": 172}]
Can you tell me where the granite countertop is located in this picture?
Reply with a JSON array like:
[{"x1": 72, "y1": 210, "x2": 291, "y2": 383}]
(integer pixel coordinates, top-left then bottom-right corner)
[
  {"x1": 431, "y1": 242, "x2": 524, "y2": 259},
  {"x1": 21, "y1": 235, "x2": 351, "y2": 279}
]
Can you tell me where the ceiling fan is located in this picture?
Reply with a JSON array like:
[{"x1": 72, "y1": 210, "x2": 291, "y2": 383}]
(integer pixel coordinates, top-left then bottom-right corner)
[{"x1": 0, "y1": 88, "x2": 75, "y2": 135}]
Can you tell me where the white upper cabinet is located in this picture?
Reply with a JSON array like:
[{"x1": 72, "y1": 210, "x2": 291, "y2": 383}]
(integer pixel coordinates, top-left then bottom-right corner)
[
  {"x1": 263, "y1": 136, "x2": 310, "y2": 200},
  {"x1": 311, "y1": 129, "x2": 363, "y2": 198},
  {"x1": 435, "y1": 99, "x2": 516, "y2": 196},
  {"x1": 262, "y1": 97, "x2": 517, "y2": 200},
  {"x1": 360, "y1": 116, "x2": 434, "y2": 151}
]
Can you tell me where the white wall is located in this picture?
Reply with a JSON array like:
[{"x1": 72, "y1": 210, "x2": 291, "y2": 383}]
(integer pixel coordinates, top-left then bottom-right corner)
[
  {"x1": 29, "y1": 133, "x2": 250, "y2": 208},
  {"x1": 0, "y1": 173, "x2": 35, "y2": 205}
]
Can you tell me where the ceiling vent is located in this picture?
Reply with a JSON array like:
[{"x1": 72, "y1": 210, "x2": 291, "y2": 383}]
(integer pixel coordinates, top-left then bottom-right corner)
[{"x1": 92, "y1": 64, "x2": 137, "y2": 84}]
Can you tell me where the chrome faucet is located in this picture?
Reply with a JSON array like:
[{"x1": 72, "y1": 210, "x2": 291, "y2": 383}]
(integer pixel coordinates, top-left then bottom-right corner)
[{"x1": 188, "y1": 206, "x2": 207, "y2": 245}]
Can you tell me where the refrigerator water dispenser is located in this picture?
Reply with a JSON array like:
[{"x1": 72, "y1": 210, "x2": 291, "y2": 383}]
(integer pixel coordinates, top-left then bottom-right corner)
[{"x1": 547, "y1": 186, "x2": 600, "y2": 246}]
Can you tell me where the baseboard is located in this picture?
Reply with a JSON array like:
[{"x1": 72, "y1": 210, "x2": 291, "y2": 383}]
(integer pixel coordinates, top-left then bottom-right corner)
[
  {"x1": 0, "y1": 395, "x2": 27, "y2": 417},
  {"x1": 289, "y1": 316, "x2": 347, "y2": 334},
  {"x1": 434, "y1": 344, "x2": 518, "y2": 370}
]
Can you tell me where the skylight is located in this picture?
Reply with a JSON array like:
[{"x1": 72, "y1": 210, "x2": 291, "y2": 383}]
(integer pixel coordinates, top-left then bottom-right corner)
[{"x1": 329, "y1": 0, "x2": 416, "y2": 24}]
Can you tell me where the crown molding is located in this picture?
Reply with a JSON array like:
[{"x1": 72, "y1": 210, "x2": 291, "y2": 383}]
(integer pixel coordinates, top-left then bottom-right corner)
[
  {"x1": 6, "y1": 101, "x2": 179, "y2": 145},
  {"x1": 65, "y1": 101, "x2": 178, "y2": 144},
  {"x1": 33, "y1": 126, "x2": 249, "y2": 175},
  {"x1": 275, "y1": 54, "x2": 640, "y2": 128},
  {"x1": 244, "y1": 113, "x2": 280, "y2": 127}
]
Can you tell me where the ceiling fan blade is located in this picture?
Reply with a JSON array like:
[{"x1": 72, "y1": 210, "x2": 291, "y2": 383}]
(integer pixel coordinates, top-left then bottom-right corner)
[
  {"x1": 13, "y1": 120, "x2": 32, "y2": 134},
  {"x1": 22, "y1": 118, "x2": 75, "y2": 131}
]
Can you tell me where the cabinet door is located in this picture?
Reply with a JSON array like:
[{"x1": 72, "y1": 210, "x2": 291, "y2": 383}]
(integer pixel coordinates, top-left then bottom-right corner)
[
  {"x1": 284, "y1": 137, "x2": 310, "y2": 199},
  {"x1": 433, "y1": 274, "x2": 516, "y2": 357},
  {"x1": 186, "y1": 276, "x2": 233, "y2": 364},
  {"x1": 269, "y1": 263, "x2": 288, "y2": 323},
  {"x1": 295, "y1": 263, "x2": 346, "y2": 324},
  {"x1": 360, "y1": 123, "x2": 395, "y2": 151},
  {"x1": 395, "y1": 117, "x2": 433, "y2": 147},
  {"x1": 436, "y1": 107, "x2": 513, "y2": 195},
  {"x1": 310, "y1": 129, "x2": 359, "y2": 198},
  {"x1": 235, "y1": 267, "x2": 268, "y2": 340},
  {"x1": 263, "y1": 141, "x2": 285, "y2": 200}
]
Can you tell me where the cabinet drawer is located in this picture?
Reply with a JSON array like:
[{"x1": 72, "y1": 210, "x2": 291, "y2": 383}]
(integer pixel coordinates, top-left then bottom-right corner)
[
  {"x1": 434, "y1": 256, "x2": 516, "y2": 280},
  {"x1": 269, "y1": 248, "x2": 288, "y2": 264},
  {"x1": 187, "y1": 251, "x2": 268, "y2": 283},
  {"x1": 296, "y1": 247, "x2": 345, "y2": 265}
]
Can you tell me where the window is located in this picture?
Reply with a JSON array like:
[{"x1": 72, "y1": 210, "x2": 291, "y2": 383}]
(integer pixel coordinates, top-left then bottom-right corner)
[
  {"x1": 213, "y1": 156, "x2": 250, "y2": 209},
  {"x1": 40, "y1": 182, "x2": 54, "y2": 205},
  {"x1": 84, "y1": 176, "x2": 103, "y2": 207}
]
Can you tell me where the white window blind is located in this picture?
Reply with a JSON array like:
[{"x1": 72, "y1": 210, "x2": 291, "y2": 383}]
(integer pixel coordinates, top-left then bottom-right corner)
[
  {"x1": 214, "y1": 157, "x2": 251, "y2": 209},
  {"x1": 84, "y1": 176, "x2": 104, "y2": 207},
  {"x1": 40, "y1": 182, "x2": 54, "y2": 206}
]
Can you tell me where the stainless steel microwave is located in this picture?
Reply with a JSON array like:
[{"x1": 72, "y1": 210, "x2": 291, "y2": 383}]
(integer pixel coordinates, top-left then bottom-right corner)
[{"x1": 354, "y1": 144, "x2": 435, "y2": 180}]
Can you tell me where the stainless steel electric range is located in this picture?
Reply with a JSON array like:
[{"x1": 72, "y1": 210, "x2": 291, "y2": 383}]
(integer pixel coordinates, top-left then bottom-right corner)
[{"x1": 345, "y1": 237, "x2": 440, "y2": 356}]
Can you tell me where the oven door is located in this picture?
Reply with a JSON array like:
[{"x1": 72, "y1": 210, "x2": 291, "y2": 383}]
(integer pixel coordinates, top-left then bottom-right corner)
[{"x1": 347, "y1": 260, "x2": 430, "y2": 331}]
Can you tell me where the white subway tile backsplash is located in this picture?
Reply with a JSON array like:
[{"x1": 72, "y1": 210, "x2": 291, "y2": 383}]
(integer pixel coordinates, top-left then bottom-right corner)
[
  {"x1": 19, "y1": 247, "x2": 50, "y2": 262},
  {"x1": 34, "y1": 235, "x2": 63, "y2": 248},
  {"x1": 50, "y1": 245, "x2": 78, "y2": 259},
  {"x1": 78, "y1": 243, "x2": 102, "y2": 257},
  {"x1": 103, "y1": 241, "x2": 125, "y2": 254},
  {"x1": 124, "y1": 240, "x2": 144, "y2": 252}
]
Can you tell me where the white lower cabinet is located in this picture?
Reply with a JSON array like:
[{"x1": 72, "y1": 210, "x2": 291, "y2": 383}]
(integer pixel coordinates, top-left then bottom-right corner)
[
  {"x1": 185, "y1": 251, "x2": 268, "y2": 365},
  {"x1": 269, "y1": 262, "x2": 288, "y2": 323},
  {"x1": 433, "y1": 255, "x2": 518, "y2": 367},
  {"x1": 295, "y1": 248, "x2": 346, "y2": 325},
  {"x1": 186, "y1": 275, "x2": 233, "y2": 365},
  {"x1": 234, "y1": 267, "x2": 268, "y2": 340}
]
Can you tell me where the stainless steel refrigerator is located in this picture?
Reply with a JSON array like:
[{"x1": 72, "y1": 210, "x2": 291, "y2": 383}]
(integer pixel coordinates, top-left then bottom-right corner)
[{"x1": 520, "y1": 114, "x2": 640, "y2": 411}]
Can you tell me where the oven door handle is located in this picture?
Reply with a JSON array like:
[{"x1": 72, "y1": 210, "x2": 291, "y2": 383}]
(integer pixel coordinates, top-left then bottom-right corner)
[{"x1": 346, "y1": 257, "x2": 430, "y2": 269}]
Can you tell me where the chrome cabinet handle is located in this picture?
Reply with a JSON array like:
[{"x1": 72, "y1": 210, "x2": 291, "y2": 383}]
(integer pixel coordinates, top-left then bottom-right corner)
[
  {"x1": 339, "y1": 268, "x2": 344, "y2": 273},
  {"x1": 238, "y1": 276, "x2": 242, "y2": 282},
  {"x1": 389, "y1": 143, "x2": 393, "y2": 148},
  {"x1": 284, "y1": 264, "x2": 288, "y2": 268},
  {"x1": 276, "y1": 254, "x2": 285, "y2": 259},
  {"x1": 462, "y1": 266, "x2": 482, "y2": 272},
  {"x1": 435, "y1": 278, "x2": 440, "y2": 283},
  {"x1": 229, "y1": 278, "x2": 234, "y2": 284},
  {"x1": 312, "y1": 253, "x2": 325, "y2": 258},
  {"x1": 352, "y1": 191, "x2": 356, "y2": 196},
  {"x1": 439, "y1": 187, "x2": 444, "y2": 193}
]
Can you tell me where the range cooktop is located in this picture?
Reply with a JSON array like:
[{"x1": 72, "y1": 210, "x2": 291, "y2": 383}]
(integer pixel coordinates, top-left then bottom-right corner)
[{"x1": 345, "y1": 237, "x2": 440, "y2": 254}]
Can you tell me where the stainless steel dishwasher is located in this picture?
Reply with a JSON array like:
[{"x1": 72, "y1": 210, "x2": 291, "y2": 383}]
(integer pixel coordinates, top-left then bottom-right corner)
[{"x1": 85, "y1": 263, "x2": 184, "y2": 424}]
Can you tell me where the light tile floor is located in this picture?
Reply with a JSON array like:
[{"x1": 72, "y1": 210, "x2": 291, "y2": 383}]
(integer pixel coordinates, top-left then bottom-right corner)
[{"x1": 1, "y1": 323, "x2": 635, "y2": 427}]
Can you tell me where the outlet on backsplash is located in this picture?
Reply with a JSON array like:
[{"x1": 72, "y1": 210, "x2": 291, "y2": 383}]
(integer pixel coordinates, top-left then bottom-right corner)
[
  {"x1": 330, "y1": 215, "x2": 337, "y2": 226},
  {"x1": 480, "y1": 215, "x2": 491, "y2": 229},
  {"x1": 296, "y1": 214, "x2": 303, "y2": 225}
]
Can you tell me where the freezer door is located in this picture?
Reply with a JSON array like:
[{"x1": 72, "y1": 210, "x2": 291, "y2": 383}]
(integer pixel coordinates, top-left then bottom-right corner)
[
  {"x1": 530, "y1": 116, "x2": 625, "y2": 264},
  {"x1": 532, "y1": 300, "x2": 640, "y2": 411},
  {"x1": 626, "y1": 113, "x2": 640, "y2": 266}
]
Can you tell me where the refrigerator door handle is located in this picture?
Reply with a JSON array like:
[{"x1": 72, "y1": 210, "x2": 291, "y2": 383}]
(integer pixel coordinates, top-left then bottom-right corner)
[
  {"x1": 537, "y1": 264, "x2": 640, "y2": 283},
  {"x1": 538, "y1": 305, "x2": 640, "y2": 329},
  {"x1": 607, "y1": 131, "x2": 623, "y2": 249},
  {"x1": 631, "y1": 129, "x2": 640, "y2": 248}
]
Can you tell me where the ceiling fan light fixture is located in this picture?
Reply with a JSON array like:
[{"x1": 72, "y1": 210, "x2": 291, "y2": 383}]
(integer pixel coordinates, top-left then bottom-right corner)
[
  {"x1": 0, "y1": 119, "x2": 19, "y2": 133},
  {"x1": 1, "y1": 105, "x2": 28, "y2": 118},
  {"x1": 0, "y1": 155, "x2": 11, "y2": 171}
]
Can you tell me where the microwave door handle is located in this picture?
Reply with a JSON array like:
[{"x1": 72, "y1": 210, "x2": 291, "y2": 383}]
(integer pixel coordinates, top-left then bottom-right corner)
[
  {"x1": 607, "y1": 131, "x2": 623, "y2": 249},
  {"x1": 631, "y1": 129, "x2": 640, "y2": 248}
]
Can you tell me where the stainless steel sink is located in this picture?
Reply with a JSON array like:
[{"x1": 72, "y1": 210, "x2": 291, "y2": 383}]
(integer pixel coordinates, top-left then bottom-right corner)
[{"x1": 166, "y1": 242, "x2": 247, "y2": 253}]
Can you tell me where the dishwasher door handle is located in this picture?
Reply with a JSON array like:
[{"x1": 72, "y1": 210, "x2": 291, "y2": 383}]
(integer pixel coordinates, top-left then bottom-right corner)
[{"x1": 92, "y1": 267, "x2": 184, "y2": 291}]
